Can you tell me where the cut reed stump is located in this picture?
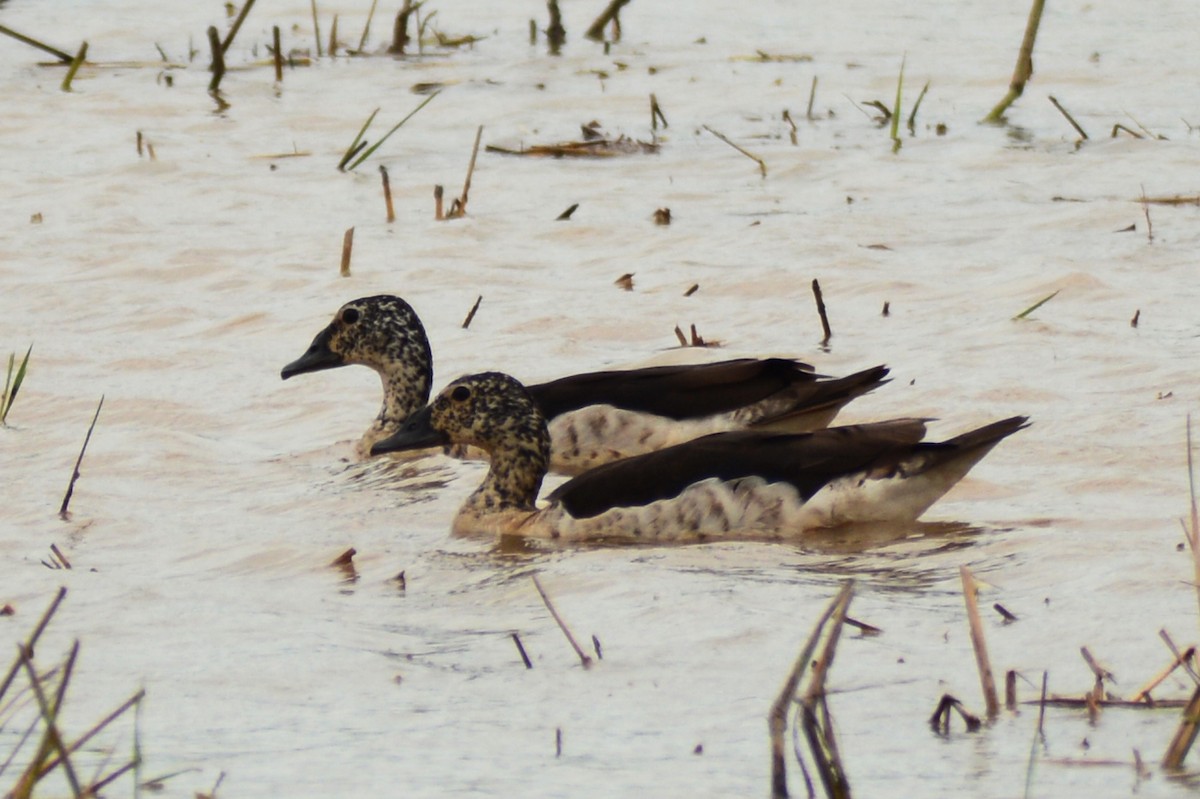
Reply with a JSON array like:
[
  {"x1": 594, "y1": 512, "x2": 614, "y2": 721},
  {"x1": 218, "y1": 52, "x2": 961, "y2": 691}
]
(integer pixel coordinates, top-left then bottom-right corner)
[
  {"x1": 585, "y1": 0, "x2": 632, "y2": 41},
  {"x1": 811, "y1": 279, "x2": 832, "y2": 347},
  {"x1": 1162, "y1": 684, "x2": 1200, "y2": 769},
  {"x1": 961, "y1": 566, "x2": 1001, "y2": 719},
  {"x1": 206, "y1": 26, "x2": 225, "y2": 92},
  {"x1": 983, "y1": 0, "x2": 1046, "y2": 122},
  {"x1": 340, "y1": 227, "x2": 354, "y2": 277}
]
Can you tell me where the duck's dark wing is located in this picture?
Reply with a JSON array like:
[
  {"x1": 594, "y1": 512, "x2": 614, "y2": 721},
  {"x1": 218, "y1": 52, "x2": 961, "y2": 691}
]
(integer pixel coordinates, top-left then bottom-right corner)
[
  {"x1": 748, "y1": 364, "x2": 890, "y2": 431},
  {"x1": 527, "y1": 358, "x2": 819, "y2": 421},
  {"x1": 550, "y1": 416, "x2": 1030, "y2": 519},
  {"x1": 549, "y1": 419, "x2": 931, "y2": 518}
]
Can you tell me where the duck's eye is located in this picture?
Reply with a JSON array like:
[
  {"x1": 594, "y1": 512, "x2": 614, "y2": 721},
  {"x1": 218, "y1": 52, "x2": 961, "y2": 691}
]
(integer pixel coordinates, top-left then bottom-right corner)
[
  {"x1": 341, "y1": 308, "x2": 360, "y2": 325},
  {"x1": 451, "y1": 386, "x2": 471, "y2": 402}
]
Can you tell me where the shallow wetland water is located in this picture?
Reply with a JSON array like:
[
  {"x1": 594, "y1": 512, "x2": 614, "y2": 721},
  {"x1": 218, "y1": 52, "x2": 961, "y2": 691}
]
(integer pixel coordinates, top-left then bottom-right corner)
[{"x1": 3, "y1": 0, "x2": 1200, "y2": 796}]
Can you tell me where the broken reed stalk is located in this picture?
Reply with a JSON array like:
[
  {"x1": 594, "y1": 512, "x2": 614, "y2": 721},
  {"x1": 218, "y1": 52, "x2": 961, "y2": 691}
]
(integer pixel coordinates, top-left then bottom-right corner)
[
  {"x1": 449, "y1": 125, "x2": 484, "y2": 218},
  {"x1": 1133, "y1": 646, "x2": 1196, "y2": 702},
  {"x1": 0, "y1": 24, "x2": 74, "y2": 62},
  {"x1": 983, "y1": 0, "x2": 1046, "y2": 122},
  {"x1": 272, "y1": 26, "x2": 283, "y2": 82},
  {"x1": 585, "y1": 0, "x2": 631, "y2": 41},
  {"x1": 59, "y1": 396, "x2": 104, "y2": 520},
  {"x1": 769, "y1": 580, "x2": 854, "y2": 799},
  {"x1": 220, "y1": 0, "x2": 259, "y2": 54},
  {"x1": 961, "y1": 565, "x2": 1001, "y2": 719},
  {"x1": 556, "y1": 203, "x2": 579, "y2": 221},
  {"x1": 810, "y1": 279, "x2": 832, "y2": 346},
  {"x1": 329, "y1": 14, "x2": 339, "y2": 56},
  {"x1": 344, "y1": 91, "x2": 440, "y2": 171},
  {"x1": 340, "y1": 227, "x2": 354, "y2": 277},
  {"x1": 60, "y1": 42, "x2": 88, "y2": 93},
  {"x1": 511, "y1": 633, "x2": 533, "y2": 669},
  {"x1": 17, "y1": 644, "x2": 83, "y2": 799},
  {"x1": 1162, "y1": 684, "x2": 1200, "y2": 769},
  {"x1": 358, "y1": 0, "x2": 380, "y2": 52},
  {"x1": 380, "y1": 166, "x2": 395, "y2": 222},
  {"x1": 389, "y1": 0, "x2": 420, "y2": 54},
  {"x1": 461, "y1": 295, "x2": 482, "y2": 329},
  {"x1": 546, "y1": 0, "x2": 565, "y2": 52},
  {"x1": 206, "y1": 26, "x2": 225, "y2": 92},
  {"x1": 531, "y1": 575, "x2": 592, "y2": 669},
  {"x1": 1048, "y1": 96, "x2": 1088, "y2": 140},
  {"x1": 434, "y1": 185, "x2": 444, "y2": 220},
  {"x1": 806, "y1": 76, "x2": 818, "y2": 120},
  {"x1": 310, "y1": 0, "x2": 323, "y2": 58},
  {"x1": 0, "y1": 588, "x2": 67, "y2": 702},
  {"x1": 702, "y1": 125, "x2": 766, "y2": 177},
  {"x1": 799, "y1": 589, "x2": 855, "y2": 798}
]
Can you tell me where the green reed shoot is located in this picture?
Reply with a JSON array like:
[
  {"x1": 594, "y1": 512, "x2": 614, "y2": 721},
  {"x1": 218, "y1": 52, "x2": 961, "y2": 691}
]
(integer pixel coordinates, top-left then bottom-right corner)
[
  {"x1": 340, "y1": 91, "x2": 440, "y2": 172},
  {"x1": 890, "y1": 55, "x2": 905, "y2": 152},
  {"x1": 1, "y1": 345, "x2": 32, "y2": 425},
  {"x1": 1013, "y1": 290, "x2": 1059, "y2": 320}
]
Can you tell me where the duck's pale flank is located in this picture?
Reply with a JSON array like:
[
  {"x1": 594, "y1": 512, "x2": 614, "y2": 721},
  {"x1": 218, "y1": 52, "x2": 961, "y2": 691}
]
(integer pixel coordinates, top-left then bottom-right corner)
[
  {"x1": 371, "y1": 372, "x2": 1029, "y2": 542},
  {"x1": 281, "y1": 295, "x2": 890, "y2": 474}
]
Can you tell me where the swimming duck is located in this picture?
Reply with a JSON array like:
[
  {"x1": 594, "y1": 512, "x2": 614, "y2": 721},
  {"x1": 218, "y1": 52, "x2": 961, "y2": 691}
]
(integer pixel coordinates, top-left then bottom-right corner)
[
  {"x1": 280, "y1": 295, "x2": 890, "y2": 474},
  {"x1": 370, "y1": 372, "x2": 1029, "y2": 542}
]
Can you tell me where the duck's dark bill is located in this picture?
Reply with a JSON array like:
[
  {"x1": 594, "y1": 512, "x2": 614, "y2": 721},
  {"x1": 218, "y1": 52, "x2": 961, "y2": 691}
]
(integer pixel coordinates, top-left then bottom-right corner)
[
  {"x1": 370, "y1": 405, "x2": 448, "y2": 455},
  {"x1": 280, "y1": 328, "x2": 343, "y2": 379}
]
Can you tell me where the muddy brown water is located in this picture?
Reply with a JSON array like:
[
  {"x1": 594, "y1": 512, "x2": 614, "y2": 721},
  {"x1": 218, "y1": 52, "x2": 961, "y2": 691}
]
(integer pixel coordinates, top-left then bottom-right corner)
[{"x1": 3, "y1": 1, "x2": 1200, "y2": 796}]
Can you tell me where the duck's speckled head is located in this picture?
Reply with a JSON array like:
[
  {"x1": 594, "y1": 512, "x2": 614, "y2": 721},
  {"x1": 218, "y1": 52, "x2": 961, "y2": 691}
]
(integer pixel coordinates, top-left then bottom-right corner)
[
  {"x1": 281, "y1": 295, "x2": 432, "y2": 380},
  {"x1": 372, "y1": 373, "x2": 551, "y2": 461}
]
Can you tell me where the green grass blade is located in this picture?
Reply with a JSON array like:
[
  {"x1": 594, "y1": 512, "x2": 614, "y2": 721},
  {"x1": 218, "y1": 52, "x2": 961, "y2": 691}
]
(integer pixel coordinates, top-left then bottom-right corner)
[
  {"x1": 338, "y1": 107, "x2": 379, "y2": 171},
  {"x1": 2, "y1": 345, "x2": 31, "y2": 424},
  {"x1": 347, "y1": 91, "x2": 440, "y2": 171},
  {"x1": 1013, "y1": 290, "x2": 1059, "y2": 320}
]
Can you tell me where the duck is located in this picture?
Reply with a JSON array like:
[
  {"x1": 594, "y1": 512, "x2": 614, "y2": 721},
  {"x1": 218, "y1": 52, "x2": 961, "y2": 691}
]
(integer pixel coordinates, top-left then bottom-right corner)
[
  {"x1": 280, "y1": 294, "x2": 891, "y2": 474},
  {"x1": 369, "y1": 371, "x2": 1030, "y2": 542}
]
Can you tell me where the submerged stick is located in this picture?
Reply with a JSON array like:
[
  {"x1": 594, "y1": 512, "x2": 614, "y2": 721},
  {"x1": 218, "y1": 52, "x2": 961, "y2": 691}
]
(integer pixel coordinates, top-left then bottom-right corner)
[
  {"x1": 380, "y1": 166, "x2": 395, "y2": 222},
  {"x1": 983, "y1": 0, "x2": 1046, "y2": 122},
  {"x1": 531, "y1": 575, "x2": 592, "y2": 669},
  {"x1": 60, "y1": 42, "x2": 88, "y2": 92},
  {"x1": 585, "y1": 0, "x2": 631, "y2": 41},
  {"x1": 811, "y1": 279, "x2": 832, "y2": 346},
  {"x1": 340, "y1": 227, "x2": 354, "y2": 277},
  {"x1": 59, "y1": 396, "x2": 104, "y2": 520},
  {"x1": 702, "y1": 125, "x2": 766, "y2": 177},
  {"x1": 0, "y1": 24, "x2": 74, "y2": 62},
  {"x1": 220, "y1": 0, "x2": 259, "y2": 54},
  {"x1": 961, "y1": 566, "x2": 1001, "y2": 719}
]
